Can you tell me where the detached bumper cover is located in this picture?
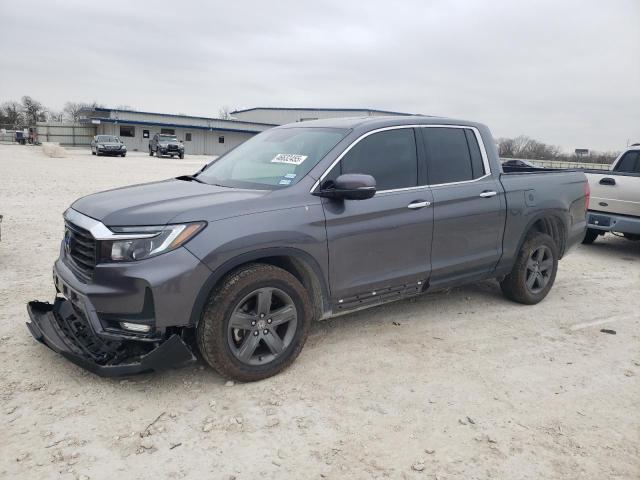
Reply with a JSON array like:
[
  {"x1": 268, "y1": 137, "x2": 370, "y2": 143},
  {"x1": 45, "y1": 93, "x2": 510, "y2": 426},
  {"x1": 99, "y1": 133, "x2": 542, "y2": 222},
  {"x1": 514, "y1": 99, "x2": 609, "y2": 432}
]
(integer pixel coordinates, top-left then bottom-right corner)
[{"x1": 26, "y1": 298, "x2": 195, "y2": 377}]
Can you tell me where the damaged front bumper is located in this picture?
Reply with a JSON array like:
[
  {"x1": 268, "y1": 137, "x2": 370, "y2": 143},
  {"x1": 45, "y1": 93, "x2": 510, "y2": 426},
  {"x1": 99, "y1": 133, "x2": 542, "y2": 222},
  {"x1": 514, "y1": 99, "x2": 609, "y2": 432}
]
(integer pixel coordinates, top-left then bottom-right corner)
[{"x1": 26, "y1": 298, "x2": 195, "y2": 377}]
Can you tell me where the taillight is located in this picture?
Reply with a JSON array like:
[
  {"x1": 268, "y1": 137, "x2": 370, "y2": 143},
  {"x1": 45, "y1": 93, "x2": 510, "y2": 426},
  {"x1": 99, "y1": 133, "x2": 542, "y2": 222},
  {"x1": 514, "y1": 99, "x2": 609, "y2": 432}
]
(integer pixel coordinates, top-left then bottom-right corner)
[{"x1": 584, "y1": 181, "x2": 590, "y2": 211}]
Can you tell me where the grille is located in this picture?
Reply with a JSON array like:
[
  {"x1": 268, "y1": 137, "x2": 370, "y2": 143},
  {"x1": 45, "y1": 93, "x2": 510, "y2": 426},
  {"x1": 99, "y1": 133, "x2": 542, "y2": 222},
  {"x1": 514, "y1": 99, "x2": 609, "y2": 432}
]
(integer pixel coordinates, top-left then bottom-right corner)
[
  {"x1": 168, "y1": 144, "x2": 178, "y2": 151},
  {"x1": 64, "y1": 220, "x2": 97, "y2": 278}
]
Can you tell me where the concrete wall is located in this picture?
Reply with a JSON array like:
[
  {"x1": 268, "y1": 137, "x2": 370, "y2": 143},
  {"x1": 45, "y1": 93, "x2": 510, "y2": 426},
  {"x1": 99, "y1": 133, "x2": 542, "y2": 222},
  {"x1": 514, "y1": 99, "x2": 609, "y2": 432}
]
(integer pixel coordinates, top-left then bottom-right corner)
[
  {"x1": 97, "y1": 123, "x2": 254, "y2": 156},
  {"x1": 36, "y1": 123, "x2": 97, "y2": 146}
]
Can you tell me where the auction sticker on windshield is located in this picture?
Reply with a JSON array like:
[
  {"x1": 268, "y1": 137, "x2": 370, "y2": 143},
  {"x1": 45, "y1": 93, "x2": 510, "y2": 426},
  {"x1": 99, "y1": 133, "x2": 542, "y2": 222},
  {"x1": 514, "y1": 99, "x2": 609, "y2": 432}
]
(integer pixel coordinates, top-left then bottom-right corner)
[{"x1": 271, "y1": 154, "x2": 308, "y2": 165}]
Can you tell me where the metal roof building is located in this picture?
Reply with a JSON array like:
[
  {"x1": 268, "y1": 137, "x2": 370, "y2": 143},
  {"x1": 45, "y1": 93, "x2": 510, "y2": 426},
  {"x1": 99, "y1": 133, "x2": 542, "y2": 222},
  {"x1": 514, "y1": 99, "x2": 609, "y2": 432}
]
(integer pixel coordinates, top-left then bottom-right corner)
[
  {"x1": 77, "y1": 106, "x2": 414, "y2": 156},
  {"x1": 230, "y1": 107, "x2": 413, "y2": 125},
  {"x1": 79, "y1": 107, "x2": 276, "y2": 156}
]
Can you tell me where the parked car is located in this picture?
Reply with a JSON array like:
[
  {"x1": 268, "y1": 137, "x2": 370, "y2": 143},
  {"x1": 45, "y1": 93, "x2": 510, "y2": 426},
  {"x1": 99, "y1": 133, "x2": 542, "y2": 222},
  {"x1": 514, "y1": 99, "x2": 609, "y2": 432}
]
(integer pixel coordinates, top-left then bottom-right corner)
[
  {"x1": 583, "y1": 146, "x2": 640, "y2": 243},
  {"x1": 27, "y1": 116, "x2": 588, "y2": 381},
  {"x1": 149, "y1": 133, "x2": 185, "y2": 158},
  {"x1": 91, "y1": 135, "x2": 127, "y2": 157},
  {"x1": 501, "y1": 159, "x2": 538, "y2": 169}
]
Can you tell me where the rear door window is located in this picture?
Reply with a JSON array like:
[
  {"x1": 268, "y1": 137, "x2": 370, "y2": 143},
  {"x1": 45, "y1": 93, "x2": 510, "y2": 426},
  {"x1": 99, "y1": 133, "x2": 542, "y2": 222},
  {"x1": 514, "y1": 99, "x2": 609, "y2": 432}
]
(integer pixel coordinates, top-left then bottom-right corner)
[
  {"x1": 615, "y1": 151, "x2": 640, "y2": 173},
  {"x1": 423, "y1": 127, "x2": 474, "y2": 184},
  {"x1": 330, "y1": 128, "x2": 418, "y2": 191}
]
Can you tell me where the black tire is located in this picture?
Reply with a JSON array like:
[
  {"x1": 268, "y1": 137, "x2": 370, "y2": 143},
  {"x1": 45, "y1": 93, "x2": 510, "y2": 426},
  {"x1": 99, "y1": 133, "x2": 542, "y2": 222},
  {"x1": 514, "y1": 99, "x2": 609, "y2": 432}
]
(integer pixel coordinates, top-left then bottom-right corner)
[
  {"x1": 91, "y1": 149, "x2": 96, "y2": 156},
  {"x1": 148, "y1": 147, "x2": 153, "y2": 156},
  {"x1": 500, "y1": 232, "x2": 558, "y2": 305},
  {"x1": 179, "y1": 153, "x2": 184, "y2": 159},
  {"x1": 121, "y1": 153, "x2": 126, "y2": 157},
  {"x1": 197, "y1": 263, "x2": 312, "y2": 382},
  {"x1": 582, "y1": 228, "x2": 600, "y2": 244}
]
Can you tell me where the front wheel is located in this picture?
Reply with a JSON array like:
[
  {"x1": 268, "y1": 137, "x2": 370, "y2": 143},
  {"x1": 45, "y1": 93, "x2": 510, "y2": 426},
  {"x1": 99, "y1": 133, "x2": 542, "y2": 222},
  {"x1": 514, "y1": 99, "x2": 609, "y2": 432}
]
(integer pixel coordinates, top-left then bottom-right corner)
[
  {"x1": 179, "y1": 153, "x2": 184, "y2": 159},
  {"x1": 197, "y1": 263, "x2": 312, "y2": 382},
  {"x1": 500, "y1": 232, "x2": 558, "y2": 305},
  {"x1": 582, "y1": 228, "x2": 600, "y2": 244}
]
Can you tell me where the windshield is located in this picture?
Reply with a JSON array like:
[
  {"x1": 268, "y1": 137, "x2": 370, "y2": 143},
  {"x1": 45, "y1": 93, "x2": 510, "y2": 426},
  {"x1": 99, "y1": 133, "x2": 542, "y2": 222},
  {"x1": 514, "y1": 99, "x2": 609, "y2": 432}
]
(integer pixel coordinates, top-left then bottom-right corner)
[
  {"x1": 159, "y1": 135, "x2": 178, "y2": 142},
  {"x1": 96, "y1": 135, "x2": 119, "y2": 143},
  {"x1": 197, "y1": 127, "x2": 348, "y2": 189}
]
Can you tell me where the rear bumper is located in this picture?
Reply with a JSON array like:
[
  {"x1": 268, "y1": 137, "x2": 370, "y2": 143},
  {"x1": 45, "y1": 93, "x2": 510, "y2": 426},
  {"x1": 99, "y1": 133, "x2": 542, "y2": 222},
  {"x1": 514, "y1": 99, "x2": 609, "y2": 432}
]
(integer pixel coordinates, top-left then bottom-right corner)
[
  {"x1": 587, "y1": 210, "x2": 640, "y2": 235},
  {"x1": 26, "y1": 298, "x2": 195, "y2": 376}
]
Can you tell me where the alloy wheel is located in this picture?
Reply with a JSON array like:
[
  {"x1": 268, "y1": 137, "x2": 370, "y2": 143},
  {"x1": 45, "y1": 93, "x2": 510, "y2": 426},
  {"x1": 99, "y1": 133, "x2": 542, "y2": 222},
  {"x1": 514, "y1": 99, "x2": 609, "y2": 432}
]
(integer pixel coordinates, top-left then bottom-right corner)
[
  {"x1": 227, "y1": 287, "x2": 298, "y2": 366},
  {"x1": 525, "y1": 245, "x2": 553, "y2": 294}
]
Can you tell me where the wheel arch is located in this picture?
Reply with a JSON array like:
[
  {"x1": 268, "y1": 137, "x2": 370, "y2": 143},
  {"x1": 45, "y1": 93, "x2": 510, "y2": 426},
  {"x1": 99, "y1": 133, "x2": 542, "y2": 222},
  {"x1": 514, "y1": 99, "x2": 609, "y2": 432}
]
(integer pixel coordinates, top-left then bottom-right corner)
[
  {"x1": 517, "y1": 212, "x2": 568, "y2": 258},
  {"x1": 189, "y1": 248, "x2": 330, "y2": 328}
]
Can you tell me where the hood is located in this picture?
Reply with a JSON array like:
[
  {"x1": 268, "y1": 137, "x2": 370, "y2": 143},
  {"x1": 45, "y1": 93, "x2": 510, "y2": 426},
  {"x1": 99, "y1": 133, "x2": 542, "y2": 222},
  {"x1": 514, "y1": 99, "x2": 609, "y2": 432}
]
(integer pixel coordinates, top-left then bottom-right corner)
[
  {"x1": 71, "y1": 178, "x2": 269, "y2": 226},
  {"x1": 98, "y1": 142, "x2": 123, "y2": 147}
]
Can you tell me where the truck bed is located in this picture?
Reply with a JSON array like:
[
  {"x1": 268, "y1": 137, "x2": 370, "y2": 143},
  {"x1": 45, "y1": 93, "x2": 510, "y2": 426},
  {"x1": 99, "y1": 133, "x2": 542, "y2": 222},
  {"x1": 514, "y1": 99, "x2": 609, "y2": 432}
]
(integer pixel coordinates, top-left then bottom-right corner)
[{"x1": 494, "y1": 168, "x2": 588, "y2": 274}]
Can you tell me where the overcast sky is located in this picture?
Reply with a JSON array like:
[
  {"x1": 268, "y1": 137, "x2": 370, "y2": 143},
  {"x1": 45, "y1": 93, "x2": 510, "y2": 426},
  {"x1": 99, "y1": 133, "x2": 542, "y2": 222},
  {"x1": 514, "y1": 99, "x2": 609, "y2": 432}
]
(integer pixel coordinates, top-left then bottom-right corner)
[{"x1": 1, "y1": 0, "x2": 638, "y2": 151}]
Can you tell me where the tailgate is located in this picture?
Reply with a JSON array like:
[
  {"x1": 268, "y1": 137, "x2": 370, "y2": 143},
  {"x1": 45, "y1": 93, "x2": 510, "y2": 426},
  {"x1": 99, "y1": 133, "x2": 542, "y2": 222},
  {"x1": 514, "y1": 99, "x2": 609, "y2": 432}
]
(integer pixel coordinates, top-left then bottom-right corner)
[{"x1": 586, "y1": 172, "x2": 640, "y2": 217}]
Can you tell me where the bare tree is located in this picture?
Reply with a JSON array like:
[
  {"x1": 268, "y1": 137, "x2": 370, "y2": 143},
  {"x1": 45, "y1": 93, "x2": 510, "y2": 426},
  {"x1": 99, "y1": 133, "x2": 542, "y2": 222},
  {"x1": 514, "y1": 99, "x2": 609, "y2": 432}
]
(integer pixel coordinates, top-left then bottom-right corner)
[
  {"x1": 47, "y1": 110, "x2": 64, "y2": 122},
  {"x1": 21, "y1": 96, "x2": 46, "y2": 125},
  {"x1": 63, "y1": 102, "x2": 85, "y2": 122},
  {"x1": 1, "y1": 101, "x2": 24, "y2": 128},
  {"x1": 218, "y1": 106, "x2": 231, "y2": 120}
]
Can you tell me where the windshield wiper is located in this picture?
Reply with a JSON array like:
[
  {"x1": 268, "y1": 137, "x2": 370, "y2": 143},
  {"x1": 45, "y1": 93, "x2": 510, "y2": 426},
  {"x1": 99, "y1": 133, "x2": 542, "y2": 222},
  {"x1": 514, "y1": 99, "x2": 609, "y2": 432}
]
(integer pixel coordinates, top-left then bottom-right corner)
[{"x1": 176, "y1": 174, "x2": 207, "y2": 184}]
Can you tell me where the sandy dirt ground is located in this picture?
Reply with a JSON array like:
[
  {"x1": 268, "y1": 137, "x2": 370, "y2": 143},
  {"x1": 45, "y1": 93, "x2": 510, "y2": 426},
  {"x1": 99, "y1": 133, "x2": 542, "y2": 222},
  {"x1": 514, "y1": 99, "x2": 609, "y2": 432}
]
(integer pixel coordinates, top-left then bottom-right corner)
[{"x1": 0, "y1": 144, "x2": 639, "y2": 480}]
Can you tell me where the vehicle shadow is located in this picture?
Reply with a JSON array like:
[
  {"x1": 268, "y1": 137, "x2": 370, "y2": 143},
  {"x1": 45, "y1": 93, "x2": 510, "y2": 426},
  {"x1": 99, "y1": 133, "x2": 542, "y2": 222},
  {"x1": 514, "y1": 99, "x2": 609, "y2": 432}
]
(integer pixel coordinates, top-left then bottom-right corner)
[{"x1": 578, "y1": 234, "x2": 640, "y2": 260}]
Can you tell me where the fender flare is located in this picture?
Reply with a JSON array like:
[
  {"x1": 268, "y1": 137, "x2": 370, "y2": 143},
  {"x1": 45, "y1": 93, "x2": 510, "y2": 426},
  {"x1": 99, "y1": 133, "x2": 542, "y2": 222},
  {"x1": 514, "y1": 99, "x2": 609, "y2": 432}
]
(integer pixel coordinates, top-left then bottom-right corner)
[
  {"x1": 513, "y1": 210, "x2": 569, "y2": 259},
  {"x1": 188, "y1": 247, "x2": 331, "y2": 326}
]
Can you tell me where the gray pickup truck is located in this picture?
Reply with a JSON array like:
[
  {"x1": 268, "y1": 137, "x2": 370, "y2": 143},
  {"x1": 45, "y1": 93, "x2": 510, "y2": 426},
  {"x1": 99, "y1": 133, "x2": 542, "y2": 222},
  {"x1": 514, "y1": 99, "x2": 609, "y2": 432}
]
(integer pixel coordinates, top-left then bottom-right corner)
[{"x1": 27, "y1": 116, "x2": 588, "y2": 381}]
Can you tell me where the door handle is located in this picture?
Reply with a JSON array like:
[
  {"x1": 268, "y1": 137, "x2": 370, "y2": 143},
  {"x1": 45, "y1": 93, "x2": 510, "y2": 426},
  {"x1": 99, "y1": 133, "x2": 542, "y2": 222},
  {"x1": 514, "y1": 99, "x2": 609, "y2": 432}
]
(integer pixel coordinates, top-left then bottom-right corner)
[
  {"x1": 479, "y1": 191, "x2": 497, "y2": 198},
  {"x1": 599, "y1": 177, "x2": 616, "y2": 186},
  {"x1": 407, "y1": 200, "x2": 431, "y2": 209}
]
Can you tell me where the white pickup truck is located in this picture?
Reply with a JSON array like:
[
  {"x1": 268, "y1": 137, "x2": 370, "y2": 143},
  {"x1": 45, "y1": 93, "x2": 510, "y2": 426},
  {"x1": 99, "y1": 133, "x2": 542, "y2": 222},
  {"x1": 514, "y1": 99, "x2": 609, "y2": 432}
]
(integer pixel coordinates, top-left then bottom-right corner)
[{"x1": 583, "y1": 145, "x2": 640, "y2": 243}]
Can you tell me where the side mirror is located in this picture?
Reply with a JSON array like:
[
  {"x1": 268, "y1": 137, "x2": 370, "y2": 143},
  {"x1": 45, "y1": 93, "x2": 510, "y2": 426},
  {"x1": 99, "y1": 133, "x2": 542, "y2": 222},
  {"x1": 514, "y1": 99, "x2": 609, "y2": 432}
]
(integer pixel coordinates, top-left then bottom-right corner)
[{"x1": 315, "y1": 174, "x2": 376, "y2": 200}]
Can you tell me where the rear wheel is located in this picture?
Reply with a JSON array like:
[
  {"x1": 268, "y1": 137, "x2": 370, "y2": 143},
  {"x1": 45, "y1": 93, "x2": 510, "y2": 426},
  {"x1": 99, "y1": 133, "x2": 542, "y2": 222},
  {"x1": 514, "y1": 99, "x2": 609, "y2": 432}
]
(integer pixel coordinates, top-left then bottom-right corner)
[
  {"x1": 197, "y1": 263, "x2": 312, "y2": 382},
  {"x1": 500, "y1": 232, "x2": 558, "y2": 305},
  {"x1": 582, "y1": 228, "x2": 600, "y2": 244}
]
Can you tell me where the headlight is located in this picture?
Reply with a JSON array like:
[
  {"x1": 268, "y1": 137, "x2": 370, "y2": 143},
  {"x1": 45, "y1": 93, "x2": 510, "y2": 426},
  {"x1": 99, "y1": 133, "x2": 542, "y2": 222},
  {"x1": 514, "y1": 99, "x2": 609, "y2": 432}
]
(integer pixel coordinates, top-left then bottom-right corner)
[
  {"x1": 98, "y1": 144, "x2": 105, "y2": 149},
  {"x1": 99, "y1": 222, "x2": 205, "y2": 262},
  {"x1": 120, "y1": 145, "x2": 126, "y2": 150}
]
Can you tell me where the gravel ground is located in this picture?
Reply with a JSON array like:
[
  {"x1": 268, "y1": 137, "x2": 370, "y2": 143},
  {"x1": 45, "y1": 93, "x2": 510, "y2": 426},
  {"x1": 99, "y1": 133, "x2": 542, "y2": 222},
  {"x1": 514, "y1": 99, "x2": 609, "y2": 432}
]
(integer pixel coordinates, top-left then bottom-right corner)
[{"x1": 1, "y1": 144, "x2": 639, "y2": 480}]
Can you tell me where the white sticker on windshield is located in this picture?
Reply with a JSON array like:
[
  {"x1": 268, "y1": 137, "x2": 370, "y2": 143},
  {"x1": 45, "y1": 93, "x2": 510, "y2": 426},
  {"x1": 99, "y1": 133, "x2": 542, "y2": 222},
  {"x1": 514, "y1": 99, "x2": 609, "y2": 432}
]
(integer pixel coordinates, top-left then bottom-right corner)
[
  {"x1": 278, "y1": 179, "x2": 292, "y2": 185},
  {"x1": 271, "y1": 153, "x2": 308, "y2": 165}
]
